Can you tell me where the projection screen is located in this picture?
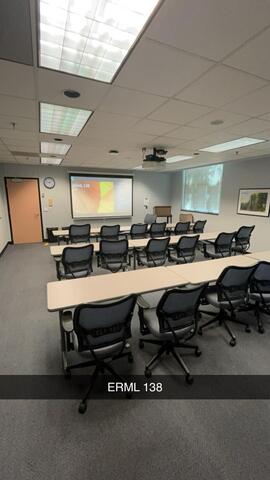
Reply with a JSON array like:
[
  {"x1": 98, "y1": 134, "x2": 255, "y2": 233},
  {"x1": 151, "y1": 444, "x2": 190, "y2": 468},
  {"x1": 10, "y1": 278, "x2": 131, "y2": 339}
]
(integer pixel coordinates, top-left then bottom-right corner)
[{"x1": 70, "y1": 174, "x2": 133, "y2": 219}]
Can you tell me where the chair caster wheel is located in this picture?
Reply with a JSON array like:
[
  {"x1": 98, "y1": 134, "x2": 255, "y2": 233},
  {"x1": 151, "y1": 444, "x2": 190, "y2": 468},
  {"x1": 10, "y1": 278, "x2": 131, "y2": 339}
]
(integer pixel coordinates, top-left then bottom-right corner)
[
  {"x1": 195, "y1": 348, "x2": 202, "y2": 357},
  {"x1": 258, "y1": 326, "x2": 264, "y2": 334},
  {"x1": 128, "y1": 353, "x2": 134, "y2": 363},
  {"x1": 78, "y1": 402, "x2": 87, "y2": 414},
  {"x1": 64, "y1": 369, "x2": 71, "y2": 378},
  {"x1": 197, "y1": 328, "x2": 202, "y2": 336},
  {"x1": 245, "y1": 326, "x2": 251, "y2": 333},
  {"x1": 230, "y1": 339, "x2": 236, "y2": 347},
  {"x1": 185, "y1": 374, "x2": 193, "y2": 385},
  {"x1": 126, "y1": 392, "x2": 132, "y2": 399},
  {"x1": 139, "y1": 340, "x2": 144, "y2": 349},
  {"x1": 145, "y1": 368, "x2": 152, "y2": 378}
]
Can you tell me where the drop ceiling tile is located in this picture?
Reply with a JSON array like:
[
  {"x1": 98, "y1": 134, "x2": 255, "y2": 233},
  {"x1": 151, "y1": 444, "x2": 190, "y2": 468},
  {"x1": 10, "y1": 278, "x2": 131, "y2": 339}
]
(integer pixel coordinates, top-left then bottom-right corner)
[
  {"x1": 146, "y1": 0, "x2": 270, "y2": 61},
  {"x1": 225, "y1": 118, "x2": 270, "y2": 136},
  {"x1": 176, "y1": 65, "x2": 266, "y2": 107},
  {"x1": 165, "y1": 125, "x2": 213, "y2": 140},
  {"x1": 224, "y1": 85, "x2": 270, "y2": 116},
  {"x1": 132, "y1": 119, "x2": 177, "y2": 136},
  {"x1": 148, "y1": 99, "x2": 212, "y2": 124},
  {"x1": 0, "y1": 115, "x2": 37, "y2": 132},
  {"x1": 0, "y1": 129, "x2": 39, "y2": 140},
  {"x1": 88, "y1": 111, "x2": 139, "y2": 130},
  {"x1": 0, "y1": 95, "x2": 36, "y2": 118},
  {"x1": 99, "y1": 86, "x2": 166, "y2": 117},
  {"x1": 151, "y1": 136, "x2": 185, "y2": 148},
  {"x1": 115, "y1": 38, "x2": 213, "y2": 97},
  {"x1": 224, "y1": 27, "x2": 270, "y2": 80},
  {"x1": 189, "y1": 109, "x2": 248, "y2": 129},
  {"x1": 36, "y1": 69, "x2": 110, "y2": 110},
  {"x1": 0, "y1": 60, "x2": 35, "y2": 98},
  {"x1": 260, "y1": 113, "x2": 270, "y2": 122}
]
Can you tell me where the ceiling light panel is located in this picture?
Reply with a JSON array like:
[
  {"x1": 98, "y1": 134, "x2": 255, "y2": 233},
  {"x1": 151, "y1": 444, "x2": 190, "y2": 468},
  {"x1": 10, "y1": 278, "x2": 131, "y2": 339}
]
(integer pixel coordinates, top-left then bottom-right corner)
[
  {"x1": 166, "y1": 155, "x2": 193, "y2": 163},
  {"x1": 40, "y1": 103, "x2": 92, "y2": 136},
  {"x1": 200, "y1": 137, "x2": 266, "y2": 153},
  {"x1": 41, "y1": 157, "x2": 63, "y2": 165},
  {"x1": 40, "y1": 141, "x2": 71, "y2": 154},
  {"x1": 39, "y1": 0, "x2": 160, "y2": 82}
]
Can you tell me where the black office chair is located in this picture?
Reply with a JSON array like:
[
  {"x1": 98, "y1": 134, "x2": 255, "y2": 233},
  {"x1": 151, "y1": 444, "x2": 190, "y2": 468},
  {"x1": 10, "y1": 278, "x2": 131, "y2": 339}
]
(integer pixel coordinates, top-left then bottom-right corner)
[
  {"x1": 203, "y1": 232, "x2": 235, "y2": 259},
  {"x1": 149, "y1": 222, "x2": 166, "y2": 238},
  {"x1": 100, "y1": 225, "x2": 120, "y2": 240},
  {"x1": 98, "y1": 239, "x2": 130, "y2": 273},
  {"x1": 64, "y1": 294, "x2": 137, "y2": 413},
  {"x1": 138, "y1": 284, "x2": 207, "y2": 383},
  {"x1": 168, "y1": 235, "x2": 199, "y2": 264},
  {"x1": 232, "y1": 225, "x2": 255, "y2": 254},
  {"x1": 46, "y1": 227, "x2": 58, "y2": 243},
  {"x1": 60, "y1": 245, "x2": 93, "y2": 279},
  {"x1": 193, "y1": 220, "x2": 207, "y2": 233},
  {"x1": 250, "y1": 261, "x2": 270, "y2": 333},
  {"x1": 69, "y1": 224, "x2": 90, "y2": 244},
  {"x1": 173, "y1": 221, "x2": 190, "y2": 235},
  {"x1": 130, "y1": 223, "x2": 148, "y2": 239},
  {"x1": 137, "y1": 237, "x2": 170, "y2": 268},
  {"x1": 198, "y1": 265, "x2": 256, "y2": 346},
  {"x1": 144, "y1": 213, "x2": 157, "y2": 225}
]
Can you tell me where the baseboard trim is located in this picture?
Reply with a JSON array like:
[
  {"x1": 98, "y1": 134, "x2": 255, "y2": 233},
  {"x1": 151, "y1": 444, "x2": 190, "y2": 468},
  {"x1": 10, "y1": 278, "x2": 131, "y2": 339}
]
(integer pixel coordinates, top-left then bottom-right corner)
[{"x1": 0, "y1": 241, "x2": 11, "y2": 257}]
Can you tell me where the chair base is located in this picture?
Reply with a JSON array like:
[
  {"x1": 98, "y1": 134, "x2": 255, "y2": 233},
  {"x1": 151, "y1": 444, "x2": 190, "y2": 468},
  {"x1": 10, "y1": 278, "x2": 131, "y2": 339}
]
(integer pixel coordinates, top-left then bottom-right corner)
[
  {"x1": 139, "y1": 338, "x2": 201, "y2": 384},
  {"x1": 65, "y1": 351, "x2": 133, "y2": 414},
  {"x1": 198, "y1": 309, "x2": 251, "y2": 346}
]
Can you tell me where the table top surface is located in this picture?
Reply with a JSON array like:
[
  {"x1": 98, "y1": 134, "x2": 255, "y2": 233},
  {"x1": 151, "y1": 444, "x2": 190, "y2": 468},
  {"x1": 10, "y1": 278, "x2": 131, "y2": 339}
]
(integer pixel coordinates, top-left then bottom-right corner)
[
  {"x1": 51, "y1": 222, "x2": 197, "y2": 236},
  {"x1": 168, "y1": 255, "x2": 258, "y2": 284},
  {"x1": 47, "y1": 266, "x2": 187, "y2": 311},
  {"x1": 248, "y1": 250, "x2": 270, "y2": 262},
  {"x1": 49, "y1": 232, "x2": 220, "y2": 256}
]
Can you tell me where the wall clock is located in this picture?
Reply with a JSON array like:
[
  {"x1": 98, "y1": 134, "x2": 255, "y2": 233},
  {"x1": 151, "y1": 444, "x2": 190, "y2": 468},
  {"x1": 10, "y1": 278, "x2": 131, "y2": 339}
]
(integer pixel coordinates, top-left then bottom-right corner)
[{"x1": 44, "y1": 177, "x2": 55, "y2": 189}]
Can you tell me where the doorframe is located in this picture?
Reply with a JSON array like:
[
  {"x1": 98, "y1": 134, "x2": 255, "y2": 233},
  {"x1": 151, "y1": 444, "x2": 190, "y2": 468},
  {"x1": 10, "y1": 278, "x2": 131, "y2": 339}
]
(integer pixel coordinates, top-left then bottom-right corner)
[{"x1": 4, "y1": 177, "x2": 45, "y2": 243}]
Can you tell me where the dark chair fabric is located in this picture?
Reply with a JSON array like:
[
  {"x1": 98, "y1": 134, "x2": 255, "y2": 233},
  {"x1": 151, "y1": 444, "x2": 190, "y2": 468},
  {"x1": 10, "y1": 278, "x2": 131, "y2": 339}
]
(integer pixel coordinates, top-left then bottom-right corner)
[
  {"x1": 232, "y1": 225, "x2": 255, "y2": 254},
  {"x1": 99, "y1": 239, "x2": 129, "y2": 273},
  {"x1": 174, "y1": 222, "x2": 190, "y2": 235},
  {"x1": 203, "y1": 232, "x2": 235, "y2": 259},
  {"x1": 193, "y1": 220, "x2": 206, "y2": 233},
  {"x1": 144, "y1": 213, "x2": 157, "y2": 225},
  {"x1": 130, "y1": 223, "x2": 148, "y2": 239},
  {"x1": 47, "y1": 227, "x2": 58, "y2": 243},
  {"x1": 137, "y1": 237, "x2": 170, "y2": 268},
  {"x1": 149, "y1": 222, "x2": 167, "y2": 238},
  {"x1": 168, "y1": 235, "x2": 199, "y2": 264},
  {"x1": 100, "y1": 225, "x2": 120, "y2": 240},
  {"x1": 61, "y1": 245, "x2": 93, "y2": 279},
  {"x1": 69, "y1": 224, "x2": 90, "y2": 244},
  {"x1": 250, "y1": 261, "x2": 270, "y2": 333}
]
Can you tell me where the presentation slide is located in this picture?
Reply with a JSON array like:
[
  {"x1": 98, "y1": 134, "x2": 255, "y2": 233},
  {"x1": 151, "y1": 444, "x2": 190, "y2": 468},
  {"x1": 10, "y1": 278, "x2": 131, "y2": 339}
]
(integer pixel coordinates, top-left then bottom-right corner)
[{"x1": 70, "y1": 175, "x2": 133, "y2": 219}]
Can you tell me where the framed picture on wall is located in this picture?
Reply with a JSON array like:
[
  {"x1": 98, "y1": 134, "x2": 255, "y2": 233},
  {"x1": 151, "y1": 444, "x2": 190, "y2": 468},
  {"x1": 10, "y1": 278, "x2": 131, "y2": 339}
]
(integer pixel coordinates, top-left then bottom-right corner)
[{"x1": 237, "y1": 188, "x2": 270, "y2": 217}]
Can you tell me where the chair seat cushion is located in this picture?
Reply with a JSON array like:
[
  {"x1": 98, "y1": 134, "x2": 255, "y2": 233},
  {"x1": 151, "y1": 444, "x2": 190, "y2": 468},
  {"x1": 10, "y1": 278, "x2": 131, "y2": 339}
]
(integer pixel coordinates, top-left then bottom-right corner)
[
  {"x1": 72, "y1": 333, "x2": 124, "y2": 359},
  {"x1": 206, "y1": 252, "x2": 231, "y2": 259},
  {"x1": 138, "y1": 291, "x2": 166, "y2": 309},
  {"x1": 206, "y1": 292, "x2": 245, "y2": 308},
  {"x1": 169, "y1": 253, "x2": 194, "y2": 263},
  {"x1": 65, "y1": 269, "x2": 90, "y2": 279},
  {"x1": 138, "y1": 254, "x2": 165, "y2": 267},
  {"x1": 144, "y1": 308, "x2": 194, "y2": 340},
  {"x1": 249, "y1": 292, "x2": 270, "y2": 303}
]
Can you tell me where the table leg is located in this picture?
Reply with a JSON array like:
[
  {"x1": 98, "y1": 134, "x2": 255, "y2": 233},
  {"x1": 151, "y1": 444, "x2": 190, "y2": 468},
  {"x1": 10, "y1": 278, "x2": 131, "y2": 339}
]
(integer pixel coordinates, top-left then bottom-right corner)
[{"x1": 133, "y1": 248, "x2": 136, "y2": 270}]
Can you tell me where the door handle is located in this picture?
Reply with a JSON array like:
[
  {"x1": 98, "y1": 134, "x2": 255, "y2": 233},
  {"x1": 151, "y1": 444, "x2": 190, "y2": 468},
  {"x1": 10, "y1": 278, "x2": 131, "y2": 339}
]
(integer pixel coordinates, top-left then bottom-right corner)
[{"x1": 35, "y1": 213, "x2": 40, "y2": 217}]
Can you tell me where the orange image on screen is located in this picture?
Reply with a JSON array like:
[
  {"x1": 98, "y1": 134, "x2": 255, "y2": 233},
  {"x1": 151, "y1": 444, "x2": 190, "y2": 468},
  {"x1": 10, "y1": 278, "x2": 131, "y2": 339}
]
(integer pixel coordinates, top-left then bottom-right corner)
[{"x1": 72, "y1": 180, "x2": 115, "y2": 215}]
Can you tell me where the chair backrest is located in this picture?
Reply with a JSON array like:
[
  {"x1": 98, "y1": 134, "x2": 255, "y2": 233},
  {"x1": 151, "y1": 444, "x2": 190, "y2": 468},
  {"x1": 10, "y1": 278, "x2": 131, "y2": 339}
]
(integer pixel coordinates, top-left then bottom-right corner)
[
  {"x1": 149, "y1": 222, "x2": 166, "y2": 237},
  {"x1": 176, "y1": 235, "x2": 199, "y2": 257},
  {"x1": 214, "y1": 232, "x2": 235, "y2": 254},
  {"x1": 69, "y1": 224, "x2": 90, "y2": 243},
  {"x1": 193, "y1": 220, "x2": 206, "y2": 233},
  {"x1": 156, "y1": 284, "x2": 207, "y2": 334},
  {"x1": 250, "y1": 261, "x2": 270, "y2": 294},
  {"x1": 217, "y1": 265, "x2": 256, "y2": 302},
  {"x1": 235, "y1": 225, "x2": 255, "y2": 249},
  {"x1": 146, "y1": 237, "x2": 170, "y2": 255},
  {"x1": 73, "y1": 295, "x2": 137, "y2": 355},
  {"x1": 100, "y1": 225, "x2": 120, "y2": 239},
  {"x1": 174, "y1": 221, "x2": 190, "y2": 235},
  {"x1": 179, "y1": 213, "x2": 194, "y2": 223},
  {"x1": 144, "y1": 213, "x2": 157, "y2": 225},
  {"x1": 62, "y1": 245, "x2": 93, "y2": 276},
  {"x1": 100, "y1": 239, "x2": 128, "y2": 256},
  {"x1": 130, "y1": 223, "x2": 148, "y2": 239}
]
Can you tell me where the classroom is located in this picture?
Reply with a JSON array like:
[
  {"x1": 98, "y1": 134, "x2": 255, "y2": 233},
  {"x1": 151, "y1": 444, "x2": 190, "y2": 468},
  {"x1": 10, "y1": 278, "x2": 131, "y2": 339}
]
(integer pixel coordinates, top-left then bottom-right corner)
[{"x1": 1, "y1": 1, "x2": 270, "y2": 479}]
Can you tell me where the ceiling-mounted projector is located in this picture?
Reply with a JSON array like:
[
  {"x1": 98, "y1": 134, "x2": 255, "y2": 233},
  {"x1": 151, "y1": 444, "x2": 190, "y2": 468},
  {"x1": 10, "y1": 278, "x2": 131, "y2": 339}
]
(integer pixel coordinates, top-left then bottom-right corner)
[{"x1": 143, "y1": 147, "x2": 168, "y2": 164}]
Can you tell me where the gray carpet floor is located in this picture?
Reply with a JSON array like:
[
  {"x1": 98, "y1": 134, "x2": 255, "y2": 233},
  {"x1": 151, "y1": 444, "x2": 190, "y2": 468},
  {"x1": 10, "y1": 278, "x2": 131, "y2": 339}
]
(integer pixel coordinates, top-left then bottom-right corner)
[{"x1": 1, "y1": 243, "x2": 270, "y2": 480}]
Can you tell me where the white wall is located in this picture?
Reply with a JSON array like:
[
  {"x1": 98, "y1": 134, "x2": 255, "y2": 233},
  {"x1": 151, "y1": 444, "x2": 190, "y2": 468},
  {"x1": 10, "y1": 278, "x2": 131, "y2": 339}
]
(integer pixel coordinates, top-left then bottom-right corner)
[
  {"x1": 171, "y1": 156, "x2": 270, "y2": 251},
  {"x1": 0, "y1": 164, "x2": 172, "y2": 241},
  {"x1": 0, "y1": 172, "x2": 11, "y2": 252}
]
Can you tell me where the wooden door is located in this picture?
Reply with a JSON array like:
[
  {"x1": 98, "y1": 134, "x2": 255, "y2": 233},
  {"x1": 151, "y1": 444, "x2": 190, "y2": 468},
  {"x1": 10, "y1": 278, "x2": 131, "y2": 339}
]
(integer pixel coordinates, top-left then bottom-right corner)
[{"x1": 6, "y1": 178, "x2": 43, "y2": 244}]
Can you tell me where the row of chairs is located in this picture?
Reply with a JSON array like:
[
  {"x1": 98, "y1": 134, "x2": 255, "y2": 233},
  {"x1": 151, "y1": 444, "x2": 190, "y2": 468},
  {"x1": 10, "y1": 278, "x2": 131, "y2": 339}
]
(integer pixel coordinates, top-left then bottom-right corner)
[
  {"x1": 57, "y1": 226, "x2": 255, "y2": 279},
  {"x1": 63, "y1": 261, "x2": 270, "y2": 413}
]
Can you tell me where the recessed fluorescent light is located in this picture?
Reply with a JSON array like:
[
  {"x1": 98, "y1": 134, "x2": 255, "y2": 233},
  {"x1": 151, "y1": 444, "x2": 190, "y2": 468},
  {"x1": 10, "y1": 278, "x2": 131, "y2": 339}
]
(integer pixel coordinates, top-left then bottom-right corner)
[
  {"x1": 41, "y1": 157, "x2": 63, "y2": 165},
  {"x1": 40, "y1": 142, "x2": 71, "y2": 155},
  {"x1": 200, "y1": 137, "x2": 266, "y2": 153},
  {"x1": 38, "y1": 0, "x2": 160, "y2": 83},
  {"x1": 166, "y1": 155, "x2": 193, "y2": 164},
  {"x1": 40, "y1": 103, "x2": 92, "y2": 136}
]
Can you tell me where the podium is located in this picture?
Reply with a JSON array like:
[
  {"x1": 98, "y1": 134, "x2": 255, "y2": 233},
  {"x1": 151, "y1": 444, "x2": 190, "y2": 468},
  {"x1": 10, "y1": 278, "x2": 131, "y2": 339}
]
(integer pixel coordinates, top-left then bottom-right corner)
[{"x1": 153, "y1": 206, "x2": 172, "y2": 223}]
